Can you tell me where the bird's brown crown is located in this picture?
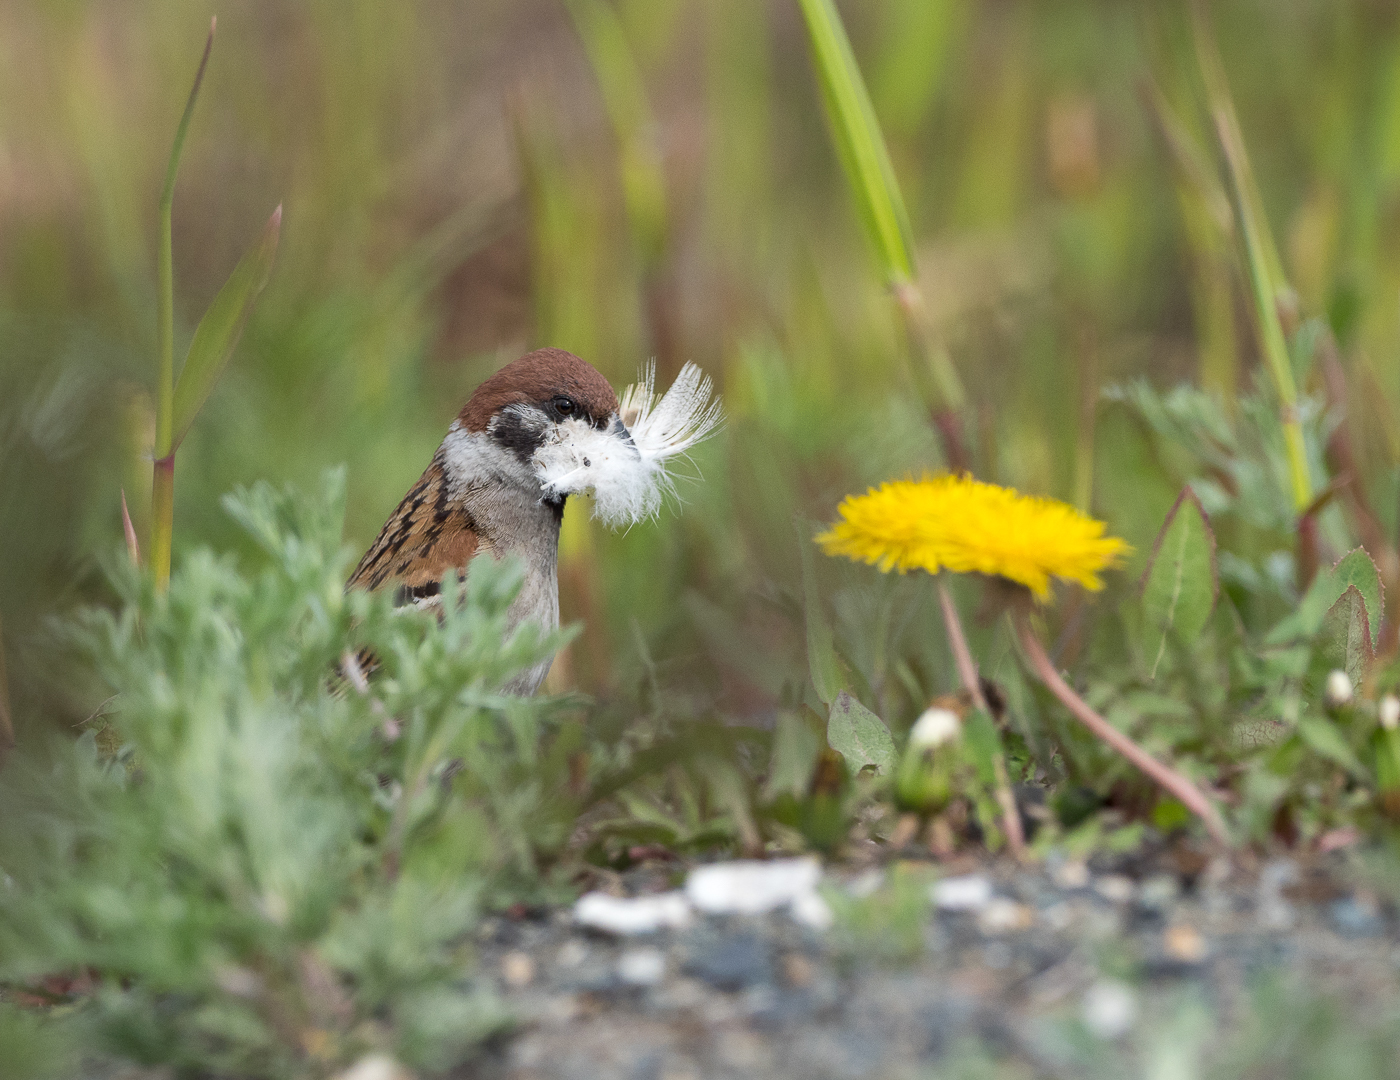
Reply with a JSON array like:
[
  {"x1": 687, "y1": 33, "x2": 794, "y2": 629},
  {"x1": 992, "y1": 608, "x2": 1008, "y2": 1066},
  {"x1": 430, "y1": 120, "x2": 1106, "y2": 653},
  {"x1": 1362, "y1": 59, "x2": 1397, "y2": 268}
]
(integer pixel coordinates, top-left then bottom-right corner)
[{"x1": 459, "y1": 348, "x2": 619, "y2": 432}]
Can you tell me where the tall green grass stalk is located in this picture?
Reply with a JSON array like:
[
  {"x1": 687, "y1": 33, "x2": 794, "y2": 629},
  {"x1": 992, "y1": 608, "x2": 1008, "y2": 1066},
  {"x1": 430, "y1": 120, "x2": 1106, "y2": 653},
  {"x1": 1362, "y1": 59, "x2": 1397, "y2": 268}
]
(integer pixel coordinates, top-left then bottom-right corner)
[
  {"x1": 150, "y1": 19, "x2": 280, "y2": 589},
  {"x1": 796, "y1": 0, "x2": 966, "y2": 418},
  {"x1": 150, "y1": 22, "x2": 215, "y2": 589},
  {"x1": 1191, "y1": 5, "x2": 1311, "y2": 511}
]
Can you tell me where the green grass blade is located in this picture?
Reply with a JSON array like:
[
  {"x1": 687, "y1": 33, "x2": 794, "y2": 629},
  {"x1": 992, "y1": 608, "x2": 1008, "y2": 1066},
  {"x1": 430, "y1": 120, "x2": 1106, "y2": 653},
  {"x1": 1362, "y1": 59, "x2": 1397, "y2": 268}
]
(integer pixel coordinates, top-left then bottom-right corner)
[
  {"x1": 797, "y1": 0, "x2": 965, "y2": 415},
  {"x1": 797, "y1": 0, "x2": 915, "y2": 287},
  {"x1": 1191, "y1": 5, "x2": 1311, "y2": 510},
  {"x1": 152, "y1": 18, "x2": 215, "y2": 591},
  {"x1": 171, "y1": 206, "x2": 281, "y2": 450},
  {"x1": 157, "y1": 17, "x2": 215, "y2": 460}
]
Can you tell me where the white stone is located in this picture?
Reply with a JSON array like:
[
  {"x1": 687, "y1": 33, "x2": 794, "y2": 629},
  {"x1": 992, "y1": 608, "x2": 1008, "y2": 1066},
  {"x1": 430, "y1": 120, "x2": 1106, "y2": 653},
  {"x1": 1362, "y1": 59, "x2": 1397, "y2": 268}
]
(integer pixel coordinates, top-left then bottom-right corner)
[
  {"x1": 334, "y1": 1056, "x2": 412, "y2": 1080},
  {"x1": 790, "y1": 888, "x2": 835, "y2": 930},
  {"x1": 1081, "y1": 979, "x2": 1138, "y2": 1040},
  {"x1": 685, "y1": 858, "x2": 822, "y2": 916},
  {"x1": 616, "y1": 947, "x2": 667, "y2": 986},
  {"x1": 573, "y1": 891, "x2": 692, "y2": 935},
  {"x1": 931, "y1": 874, "x2": 993, "y2": 912}
]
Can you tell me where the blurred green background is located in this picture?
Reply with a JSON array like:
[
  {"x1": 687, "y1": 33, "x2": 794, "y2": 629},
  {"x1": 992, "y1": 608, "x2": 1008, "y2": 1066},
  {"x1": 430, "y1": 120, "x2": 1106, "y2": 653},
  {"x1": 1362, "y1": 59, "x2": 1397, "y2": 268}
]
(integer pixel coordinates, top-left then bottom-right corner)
[{"x1": 5, "y1": 0, "x2": 1400, "y2": 736}]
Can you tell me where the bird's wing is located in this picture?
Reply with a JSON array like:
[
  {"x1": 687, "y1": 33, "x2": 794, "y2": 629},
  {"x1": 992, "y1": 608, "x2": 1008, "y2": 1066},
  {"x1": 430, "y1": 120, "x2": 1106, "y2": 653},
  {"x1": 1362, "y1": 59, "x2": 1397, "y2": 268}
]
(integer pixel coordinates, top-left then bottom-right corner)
[{"x1": 347, "y1": 455, "x2": 481, "y2": 602}]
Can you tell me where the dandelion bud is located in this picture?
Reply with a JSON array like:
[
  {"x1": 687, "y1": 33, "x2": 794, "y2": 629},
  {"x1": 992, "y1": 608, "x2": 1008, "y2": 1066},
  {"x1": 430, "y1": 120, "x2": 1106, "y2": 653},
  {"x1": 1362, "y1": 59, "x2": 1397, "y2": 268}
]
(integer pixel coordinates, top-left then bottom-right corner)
[
  {"x1": 1324, "y1": 670, "x2": 1353, "y2": 709},
  {"x1": 908, "y1": 706, "x2": 961, "y2": 750},
  {"x1": 895, "y1": 707, "x2": 963, "y2": 814},
  {"x1": 1374, "y1": 711, "x2": 1400, "y2": 819}
]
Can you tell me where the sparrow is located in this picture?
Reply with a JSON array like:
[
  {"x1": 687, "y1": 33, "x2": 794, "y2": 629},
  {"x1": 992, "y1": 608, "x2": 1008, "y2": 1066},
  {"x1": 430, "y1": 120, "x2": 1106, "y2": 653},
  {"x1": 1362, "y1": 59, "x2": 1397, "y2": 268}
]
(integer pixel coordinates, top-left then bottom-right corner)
[{"x1": 347, "y1": 347, "x2": 721, "y2": 694}]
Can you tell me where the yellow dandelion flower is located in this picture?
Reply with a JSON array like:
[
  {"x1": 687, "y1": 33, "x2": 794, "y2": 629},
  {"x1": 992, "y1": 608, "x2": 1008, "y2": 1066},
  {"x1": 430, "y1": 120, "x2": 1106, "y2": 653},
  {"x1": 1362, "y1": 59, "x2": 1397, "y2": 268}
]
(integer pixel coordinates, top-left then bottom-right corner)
[{"x1": 816, "y1": 474, "x2": 1130, "y2": 600}]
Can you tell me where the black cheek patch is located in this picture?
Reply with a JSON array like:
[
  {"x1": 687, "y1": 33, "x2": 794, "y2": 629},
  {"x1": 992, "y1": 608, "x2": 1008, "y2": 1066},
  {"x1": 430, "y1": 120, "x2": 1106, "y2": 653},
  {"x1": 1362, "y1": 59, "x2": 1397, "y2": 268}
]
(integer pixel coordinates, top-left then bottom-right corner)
[
  {"x1": 393, "y1": 581, "x2": 441, "y2": 607},
  {"x1": 491, "y1": 410, "x2": 547, "y2": 463}
]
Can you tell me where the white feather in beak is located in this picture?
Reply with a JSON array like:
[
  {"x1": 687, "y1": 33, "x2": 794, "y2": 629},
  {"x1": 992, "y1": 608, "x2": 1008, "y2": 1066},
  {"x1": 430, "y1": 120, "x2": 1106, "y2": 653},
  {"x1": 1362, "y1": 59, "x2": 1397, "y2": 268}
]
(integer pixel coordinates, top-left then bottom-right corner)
[{"x1": 534, "y1": 362, "x2": 723, "y2": 526}]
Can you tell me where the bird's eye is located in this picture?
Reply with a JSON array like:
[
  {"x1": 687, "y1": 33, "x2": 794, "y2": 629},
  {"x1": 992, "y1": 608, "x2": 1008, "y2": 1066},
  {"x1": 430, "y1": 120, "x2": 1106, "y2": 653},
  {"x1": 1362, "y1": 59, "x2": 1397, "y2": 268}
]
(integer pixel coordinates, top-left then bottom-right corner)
[{"x1": 552, "y1": 395, "x2": 577, "y2": 416}]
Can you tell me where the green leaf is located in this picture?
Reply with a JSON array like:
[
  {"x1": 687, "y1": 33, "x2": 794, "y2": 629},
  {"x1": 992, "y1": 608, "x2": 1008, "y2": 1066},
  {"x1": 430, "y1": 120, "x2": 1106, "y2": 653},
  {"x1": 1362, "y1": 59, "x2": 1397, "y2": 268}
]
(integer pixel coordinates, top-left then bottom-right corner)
[
  {"x1": 1266, "y1": 547, "x2": 1384, "y2": 647},
  {"x1": 799, "y1": 525, "x2": 846, "y2": 706},
  {"x1": 171, "y1": 205, "x2": 282, "y2": 450},
  {"x1": 796, "y1": 0, "x2": 915, "y2": 287},
  {"x1": 1330, "y1": 548, "x2": 1383, "y2": 649},
  {"x1": 763, "y1": 711, "x2": 823, "y2": 803},
  {"x1": 1140, "y1": 487, "x2": 1217, "y2": 677},
  {"x1": 1316, "y1": 584, "x2": 1374, "y2": 690},
  {"x1": 1297, "y1": 715, "x2": 1365, "y2": 778},
  {"x1": 827, "y1": 690, "x2": 895, "y2": 775},
  {"x1": 961, "y1": 708, "x2": 1001, "y2": 787}
]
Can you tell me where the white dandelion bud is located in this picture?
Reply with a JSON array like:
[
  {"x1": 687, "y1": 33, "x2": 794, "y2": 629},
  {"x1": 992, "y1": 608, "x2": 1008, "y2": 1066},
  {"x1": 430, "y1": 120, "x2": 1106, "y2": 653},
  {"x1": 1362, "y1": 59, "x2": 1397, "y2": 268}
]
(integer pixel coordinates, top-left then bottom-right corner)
[
  {"x1": 1325, "y1": 670, "x2": 1353, "y2": 709},
  {"x1": 908, "y1": 706, "x2": 961, "y2": 750}
]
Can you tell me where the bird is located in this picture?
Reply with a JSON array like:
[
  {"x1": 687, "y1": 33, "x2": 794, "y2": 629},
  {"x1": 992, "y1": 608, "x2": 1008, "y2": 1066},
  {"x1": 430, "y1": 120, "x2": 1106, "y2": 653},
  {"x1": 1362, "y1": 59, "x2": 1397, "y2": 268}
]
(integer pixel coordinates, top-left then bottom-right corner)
[{"x1": 347, "y1": 347, "x2": 721, "y2": 694}]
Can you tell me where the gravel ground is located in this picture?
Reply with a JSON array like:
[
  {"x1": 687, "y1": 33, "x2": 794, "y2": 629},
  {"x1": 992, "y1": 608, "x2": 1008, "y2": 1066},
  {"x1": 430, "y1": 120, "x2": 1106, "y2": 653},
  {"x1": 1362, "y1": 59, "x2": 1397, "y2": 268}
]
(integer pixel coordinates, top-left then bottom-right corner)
[{"x1": 469, "y1": 845, "x2": 1400, "y2": 1080}]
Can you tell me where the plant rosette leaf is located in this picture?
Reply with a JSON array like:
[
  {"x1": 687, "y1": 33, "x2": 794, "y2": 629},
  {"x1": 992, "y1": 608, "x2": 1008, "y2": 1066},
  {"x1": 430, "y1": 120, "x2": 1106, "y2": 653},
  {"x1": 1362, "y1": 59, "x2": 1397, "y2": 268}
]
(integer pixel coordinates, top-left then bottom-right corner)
[
  {"x1": 1267, "y1": 547, "x2": 1383, "y2": 649},
  {"x1": 1139, "y1": 486, "x2": 1217, "y2": 678},
  {"x1": 763, "y1": 710, "x2": 824, "y2": 804},
  {"x1": 1315, "y1": 585, "x2": 1375, "y2": 691},
  {"x1": 827, "y1": 690, "x2": 895, "y2": 775}
]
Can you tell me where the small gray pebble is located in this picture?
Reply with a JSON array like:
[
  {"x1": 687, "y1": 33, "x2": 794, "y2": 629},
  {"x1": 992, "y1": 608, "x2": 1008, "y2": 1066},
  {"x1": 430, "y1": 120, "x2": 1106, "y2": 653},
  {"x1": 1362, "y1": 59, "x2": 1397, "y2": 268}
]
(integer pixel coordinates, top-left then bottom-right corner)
[
  {"x1": 681, "y1": 931, "x2": 775, "y2": 991},
  {"x1": 1330, "y1": 896, "x2": 1385, "y2": 938}
]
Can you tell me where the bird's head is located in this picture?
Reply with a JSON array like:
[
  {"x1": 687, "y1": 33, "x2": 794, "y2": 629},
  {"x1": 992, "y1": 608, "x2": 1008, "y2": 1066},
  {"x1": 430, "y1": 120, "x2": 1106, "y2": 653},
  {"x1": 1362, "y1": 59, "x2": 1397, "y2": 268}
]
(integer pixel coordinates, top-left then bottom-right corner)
[{"x1": 453, "y1": 347, "x2": 721, "y2": 526}]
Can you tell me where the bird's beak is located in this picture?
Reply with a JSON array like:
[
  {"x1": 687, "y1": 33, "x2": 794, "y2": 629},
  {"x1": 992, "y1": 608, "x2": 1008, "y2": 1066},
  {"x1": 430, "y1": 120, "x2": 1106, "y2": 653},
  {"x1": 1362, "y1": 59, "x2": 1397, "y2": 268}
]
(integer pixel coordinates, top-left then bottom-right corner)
[{"x1": 609, "y1": 414, "x2": 637, "y2": 452}]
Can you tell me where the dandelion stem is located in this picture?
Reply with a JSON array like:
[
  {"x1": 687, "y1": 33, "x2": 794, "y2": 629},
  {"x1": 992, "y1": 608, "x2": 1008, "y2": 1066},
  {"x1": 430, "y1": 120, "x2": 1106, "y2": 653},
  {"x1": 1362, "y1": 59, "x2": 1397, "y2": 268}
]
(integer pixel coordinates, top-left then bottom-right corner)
[
  {"x1": 936, "y1": 580, "x2": 1026, "y2": 858},
  {"x1": 1013, "y1": 606, "x2": 1229, "y2": 845}
]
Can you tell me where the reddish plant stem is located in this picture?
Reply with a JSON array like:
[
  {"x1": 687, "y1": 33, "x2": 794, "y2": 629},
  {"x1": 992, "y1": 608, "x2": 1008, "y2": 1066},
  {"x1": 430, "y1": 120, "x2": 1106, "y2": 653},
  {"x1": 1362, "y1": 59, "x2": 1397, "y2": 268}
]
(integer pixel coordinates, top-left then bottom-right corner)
[
  {"x1": 936, "y1": 580, "x2": 1026, "y2": 858},
  {"x1": 1013, "y1": 607, "x2": 1229, "y2": 846},
  {"x1": 150, "y1": 454, "x2": 174, "y2": 591}
]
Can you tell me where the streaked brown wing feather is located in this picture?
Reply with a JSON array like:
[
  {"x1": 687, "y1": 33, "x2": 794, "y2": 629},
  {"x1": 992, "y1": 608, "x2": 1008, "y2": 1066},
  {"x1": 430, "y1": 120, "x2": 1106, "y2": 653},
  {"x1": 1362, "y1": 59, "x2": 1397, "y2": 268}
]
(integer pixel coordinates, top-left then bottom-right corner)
[{"x1": 347, "y1": 454, "x2": 481, "y2": 596}]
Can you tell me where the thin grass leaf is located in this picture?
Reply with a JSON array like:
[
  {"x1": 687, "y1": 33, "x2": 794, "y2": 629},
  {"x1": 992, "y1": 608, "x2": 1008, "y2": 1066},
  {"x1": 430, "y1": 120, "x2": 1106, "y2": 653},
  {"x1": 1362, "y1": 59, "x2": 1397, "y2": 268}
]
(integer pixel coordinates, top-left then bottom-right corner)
[
  {"x1": 150, "y1": 19, "x2": 215, "y2": 592},
  {"x1": 156, "y1": 17, "x2": 215, "y2": 461},
  {"x1": 797, "y1": 0, "x2": 965, "y2": 416},
  {"x1": 170, "y1": 206, "x2": 281, "y2": 450},
  {"x1": 796, "y1": 0, "x2": 914, "y2": 287},
  {"x1": 1191, "y1": 3, "x2": 1311, "y2": 510},
  {"x1": 1140, "y1": 76, "x2": 1232, "y2": 239}
]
